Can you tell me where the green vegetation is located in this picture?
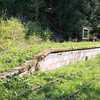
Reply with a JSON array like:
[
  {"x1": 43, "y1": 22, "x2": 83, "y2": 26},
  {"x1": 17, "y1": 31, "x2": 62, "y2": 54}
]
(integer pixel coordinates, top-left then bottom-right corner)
[
  {"x1": 0, "y1": 0, "x2": 100, "y2": 40},
  {"x1": 0, "y1": 17, "x2": 26, "y2": 51},
  {"x1": 0, "y1": 1, "x2": 100, "y2": 74},
  {"x1": 0, "y1": 42, "x2": 100, "y2": 73},
  {"x1": 0, "y1": 1, "x2": 100, "y2": 99},
  {"x1": 0, "y1": 17, "x2": 53, "y2": 52},
  {"x1": 0, "y1": 55, "x2": 100, "y2": 99},
  {"x1": 72, "y1": 80, "x2": 100, "y2": 99}
]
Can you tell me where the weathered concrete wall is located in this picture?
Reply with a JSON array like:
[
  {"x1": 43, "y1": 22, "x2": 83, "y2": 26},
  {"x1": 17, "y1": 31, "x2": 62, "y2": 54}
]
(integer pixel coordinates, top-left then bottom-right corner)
[
  {"x1": 0, "y1": 45, "x2": 100, "y2": 78},
  {"x1": 39, "y1": 48, "x2": 100, "y2": 71}
]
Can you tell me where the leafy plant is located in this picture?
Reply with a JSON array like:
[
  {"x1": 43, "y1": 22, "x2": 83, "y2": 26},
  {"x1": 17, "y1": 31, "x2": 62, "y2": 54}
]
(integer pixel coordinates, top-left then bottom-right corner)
[
  {"x1": 0, "y1": 17, "x2": 25, "y2": 51},
  {"x1": 0, "y1": 55, "x2": 100, "y2": 99},
  {"x1": 0, "y1": 42, "x2": 100, "y2": 73}
]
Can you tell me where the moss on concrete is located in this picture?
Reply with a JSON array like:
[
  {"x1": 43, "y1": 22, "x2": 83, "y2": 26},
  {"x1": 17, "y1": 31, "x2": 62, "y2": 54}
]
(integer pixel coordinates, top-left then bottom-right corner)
[{"x1": 1, "y1": 45, "x2": 100, "y2": 78}]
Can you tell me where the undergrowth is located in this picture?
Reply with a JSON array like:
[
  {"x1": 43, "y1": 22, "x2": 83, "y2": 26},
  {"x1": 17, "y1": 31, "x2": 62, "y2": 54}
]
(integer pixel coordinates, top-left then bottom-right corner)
[
  {"x1": 0, "y1": 17, "x2": 100, "y2": 73},
  {"x1": 0, "y1": 55, "x2": 100, "y2": 99},
  {"x1": 0, "y1": 42, "x2": 100, "y2": 73}
]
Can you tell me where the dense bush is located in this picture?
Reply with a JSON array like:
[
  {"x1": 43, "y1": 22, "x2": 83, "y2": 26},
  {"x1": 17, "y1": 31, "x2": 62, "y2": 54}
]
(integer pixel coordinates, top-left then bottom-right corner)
[
  {"x1": 0, "y1": 17, "x2": 25, "y2": 51},
  {"x1": 0, "y1": 17, "x2": 53, "y2": 52}
]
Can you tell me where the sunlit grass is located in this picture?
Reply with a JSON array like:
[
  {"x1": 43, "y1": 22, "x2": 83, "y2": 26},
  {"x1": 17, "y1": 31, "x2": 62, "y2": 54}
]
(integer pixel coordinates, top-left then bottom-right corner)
[
  {"x1": 0, "y1": 41, "x2": 100, "y2": 73},
  {"x1": 0, "y1": 55, "x2": 100, "y2": 99}
]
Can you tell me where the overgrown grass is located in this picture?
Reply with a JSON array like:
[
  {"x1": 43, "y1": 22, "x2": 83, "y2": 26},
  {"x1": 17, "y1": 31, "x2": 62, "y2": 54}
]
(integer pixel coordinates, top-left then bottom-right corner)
[
  {"x1": 0, "y1": 55, "x2": 100, "y2": 99},
  {"x1": 0, "y1": 17, "x2": 100, "y2": 73},
  {"x1": 72, "y1": 80, "x2": 100, "y2": 100},
  {"x1": 0, "y1": 41, "x2": 100, "y2": 73}
]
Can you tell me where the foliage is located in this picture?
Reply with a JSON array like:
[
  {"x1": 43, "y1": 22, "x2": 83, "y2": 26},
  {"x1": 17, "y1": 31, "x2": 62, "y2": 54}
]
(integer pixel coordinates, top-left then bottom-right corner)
[
  {"x1": 0, "y1": 0, "x2": 46, "y2": 21},
  {"x1": 0, "y1": 55, "x2": 100, "y2": 99},
  {"x1": 0, "y1": 0, "x2": 100, "y2": 98},
  {"x1": 52, "y1": 0, "x2": 100, "y2": 39},
  {"x1": 25, "y1": 21, "x2": 42, "y2": 36},
  {"x1": 0, "y1": 42, "x2": 100, "y2": 73},
  {"x1": 0, "y1": 0, "x2": 100, "y2": 40},
  {"x1": 25, "y1": 21, "x2": 52, "y2": 41},
  {"x1": 0, "y1": 17, "x2": 53, "y2": 52},
  {"x1": 0, "y1": 17, "x2": 25, "y2": 51},
  {"x1": 42, "y1": 28, "x2": 53, "y2": 41}
]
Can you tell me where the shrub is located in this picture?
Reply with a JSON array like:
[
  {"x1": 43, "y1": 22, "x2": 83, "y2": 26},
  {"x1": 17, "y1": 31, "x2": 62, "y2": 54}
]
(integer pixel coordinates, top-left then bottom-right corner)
[
  {"x1": 25, "y1": 21, "x2": 52, "y2": 41},
  {"x1": 0, "y1": 17, "x2": 25, "y2": 51},
  {"x1": 42, "y1": 28, "x2": 53, "y2": 41},
  {"x1": 25, "y1": 21, "x2": 42, "y2": 36}
]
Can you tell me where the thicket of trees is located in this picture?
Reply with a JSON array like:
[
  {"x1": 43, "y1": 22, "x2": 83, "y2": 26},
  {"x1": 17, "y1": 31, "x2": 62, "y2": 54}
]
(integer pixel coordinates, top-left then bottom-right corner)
[{"x1": 0, "y1": 0, "x2": 100, "y2": 41}]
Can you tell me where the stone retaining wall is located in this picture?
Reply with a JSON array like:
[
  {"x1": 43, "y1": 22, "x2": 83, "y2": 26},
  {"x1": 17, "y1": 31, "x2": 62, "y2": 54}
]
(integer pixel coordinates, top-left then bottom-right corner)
[
  {"x1": 0, "y1": 45, "x2": 100, "y2": 78},
  {"x1": 39, "y1": 48, "x2": 100, "y2": 71}
]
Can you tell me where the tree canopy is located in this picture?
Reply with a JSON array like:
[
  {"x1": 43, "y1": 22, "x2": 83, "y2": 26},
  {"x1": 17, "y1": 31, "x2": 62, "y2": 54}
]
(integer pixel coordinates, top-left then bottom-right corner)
[{"x1": 0, "y1": 0, "x2": 100, "y2": 40}]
